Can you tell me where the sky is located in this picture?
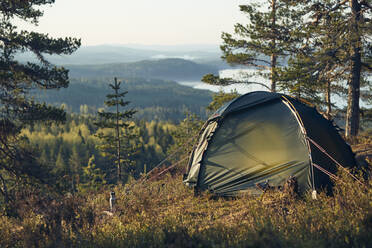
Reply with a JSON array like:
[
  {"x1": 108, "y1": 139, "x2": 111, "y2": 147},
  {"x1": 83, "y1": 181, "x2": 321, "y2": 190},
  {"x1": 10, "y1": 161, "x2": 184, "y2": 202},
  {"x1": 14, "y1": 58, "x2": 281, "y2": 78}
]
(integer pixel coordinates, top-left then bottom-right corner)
[{"x1": 16, "y1": 0, "x2": 248, "y2": 47}]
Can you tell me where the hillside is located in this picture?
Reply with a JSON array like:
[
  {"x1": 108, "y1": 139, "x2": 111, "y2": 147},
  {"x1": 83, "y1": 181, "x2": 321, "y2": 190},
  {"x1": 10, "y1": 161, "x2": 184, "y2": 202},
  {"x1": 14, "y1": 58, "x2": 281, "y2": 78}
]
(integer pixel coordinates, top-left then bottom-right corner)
[
  {"x1": 66, "y1": 58, "x2": 219, "y2": 81},
  {"x1": 1, "y1": 157, "x2": 371, "y2": 247},
  {"x1": 33, "y1": 77, "x2": 213, "y2": 121}
]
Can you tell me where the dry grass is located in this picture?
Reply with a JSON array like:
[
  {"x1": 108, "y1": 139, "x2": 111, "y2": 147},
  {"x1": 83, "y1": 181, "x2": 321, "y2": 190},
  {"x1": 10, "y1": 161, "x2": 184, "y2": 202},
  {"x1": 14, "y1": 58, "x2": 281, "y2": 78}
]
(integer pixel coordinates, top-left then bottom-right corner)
[{"x1": 1, "y1": 141, "x2": 372, "y2": 247}]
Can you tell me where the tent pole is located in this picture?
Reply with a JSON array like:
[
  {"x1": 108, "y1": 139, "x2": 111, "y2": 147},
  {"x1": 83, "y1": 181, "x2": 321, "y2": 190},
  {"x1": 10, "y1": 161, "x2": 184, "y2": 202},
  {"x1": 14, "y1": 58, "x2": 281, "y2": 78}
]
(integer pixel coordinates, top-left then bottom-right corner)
[{"x1": 281, "y1": 96, "x2": 317, "y2": 192}]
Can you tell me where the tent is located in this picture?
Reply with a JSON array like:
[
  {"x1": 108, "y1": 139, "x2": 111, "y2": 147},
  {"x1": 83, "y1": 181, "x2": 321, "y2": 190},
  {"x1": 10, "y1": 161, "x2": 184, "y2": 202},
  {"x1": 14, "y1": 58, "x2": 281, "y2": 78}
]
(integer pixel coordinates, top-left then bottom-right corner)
[{"x1": 183, "y1": 91, "x2": 356, "y2": 196}]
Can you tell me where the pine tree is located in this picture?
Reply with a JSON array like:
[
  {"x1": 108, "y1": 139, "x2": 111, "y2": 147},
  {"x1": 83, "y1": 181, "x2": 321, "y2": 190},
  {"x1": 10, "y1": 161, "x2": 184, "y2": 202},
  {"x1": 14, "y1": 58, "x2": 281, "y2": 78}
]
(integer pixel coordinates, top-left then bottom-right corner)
[
  {"x1": 203, "y1": 0, "x2": 303, "y2": 92},
  {"x1": 278, "y1": 1, "x2": 349, "y2": 118},
  {"x1": 0, "y1": 0, "x2": 80, "y2": 200},
  {"x1": 95, "y1": 78, "x2": 138, "y2": 184},
  {"x1": 344, "y1": 0, "x2": 372, "y2": 137},
  {"x1": 284, "y1": 0, "x2": 372, "y2": 137},
  {"x1": 305, "y1": 0, "x2": 372, "y2": 137}
]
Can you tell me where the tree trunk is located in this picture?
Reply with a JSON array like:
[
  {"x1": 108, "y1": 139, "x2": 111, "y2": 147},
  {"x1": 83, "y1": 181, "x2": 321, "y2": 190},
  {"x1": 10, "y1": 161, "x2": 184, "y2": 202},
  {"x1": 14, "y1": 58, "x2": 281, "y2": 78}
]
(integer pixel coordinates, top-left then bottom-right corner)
[
  {"x1": 325, "y1": 80, "x2": 332, "y2": 120},
  {"x1": 271, "y1": 54, "x2": 277, "y2": 93},
  {"x1": 345, "y1": 0, "x2": 362, "y2": 138},
  {"x1": 0, "y1": 174, "x2": 9, "y2": 204},
  {"x1": 114, "y1": 78, "x2": 121, "y2": 182},
  {"x1": 270, "y1": 0, "x2": 277, "y2": 93},
  {"x1": 71, "y1": 176, "x2": 75, "y2": 193}
]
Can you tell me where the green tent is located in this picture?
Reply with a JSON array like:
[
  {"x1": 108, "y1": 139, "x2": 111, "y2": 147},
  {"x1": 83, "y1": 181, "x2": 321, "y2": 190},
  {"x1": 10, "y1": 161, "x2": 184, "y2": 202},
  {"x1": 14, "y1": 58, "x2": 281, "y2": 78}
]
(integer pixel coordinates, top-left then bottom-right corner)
[{"x1": 183, "y1": 91, "x2": 356, "y2": 196}]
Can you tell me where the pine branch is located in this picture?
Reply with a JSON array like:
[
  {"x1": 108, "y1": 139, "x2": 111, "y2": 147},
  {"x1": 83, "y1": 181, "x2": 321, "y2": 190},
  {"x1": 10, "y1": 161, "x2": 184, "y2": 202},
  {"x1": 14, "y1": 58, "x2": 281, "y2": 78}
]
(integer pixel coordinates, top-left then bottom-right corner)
[{"x1": 361, "y1": 62, "x2": 372, "y2": 71}]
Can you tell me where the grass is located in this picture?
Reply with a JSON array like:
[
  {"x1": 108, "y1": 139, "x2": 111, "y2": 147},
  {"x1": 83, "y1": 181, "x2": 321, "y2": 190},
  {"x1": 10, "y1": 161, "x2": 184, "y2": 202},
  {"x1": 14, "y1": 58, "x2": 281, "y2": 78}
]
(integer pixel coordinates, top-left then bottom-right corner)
[{"x1": 1, "y1": 141, "x2": 372, "y2": 247}]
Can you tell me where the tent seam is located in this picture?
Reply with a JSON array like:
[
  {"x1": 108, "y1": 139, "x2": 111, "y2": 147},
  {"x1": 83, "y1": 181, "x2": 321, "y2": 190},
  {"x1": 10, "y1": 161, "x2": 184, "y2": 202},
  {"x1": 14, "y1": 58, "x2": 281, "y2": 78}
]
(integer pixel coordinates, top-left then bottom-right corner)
[
  {"x1": 195, "y1": 120, "x2": 221, "y2": 191},
  {"x1": 281, "y1": 96, "x2": 316, "y2": 192}
]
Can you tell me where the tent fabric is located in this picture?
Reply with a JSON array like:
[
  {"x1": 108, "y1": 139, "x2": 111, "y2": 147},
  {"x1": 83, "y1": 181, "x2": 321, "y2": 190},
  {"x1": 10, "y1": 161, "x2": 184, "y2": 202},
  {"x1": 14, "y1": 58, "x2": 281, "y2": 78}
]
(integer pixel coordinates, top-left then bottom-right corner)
[
  {"x1": 208, "y1": 91, "x2": 282, "y2": 121},
  {"x1": 184, "y1": 91, "x2": 356, "y2": 196},
  {"x1": 185, "y1": 121, "x2": 218, "y2": 187},
  {"x1": 289, "y1": 99, "x2": 356, "y2": 191}
]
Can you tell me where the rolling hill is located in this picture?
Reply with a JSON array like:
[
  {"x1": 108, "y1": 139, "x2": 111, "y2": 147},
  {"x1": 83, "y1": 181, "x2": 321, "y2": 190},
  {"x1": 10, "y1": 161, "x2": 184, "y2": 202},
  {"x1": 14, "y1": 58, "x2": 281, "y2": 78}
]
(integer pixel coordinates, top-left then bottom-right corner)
[
  {"x1": 33, "y1": 77, "x2": 213, "y2": 121},
  {"x1": 66, "y1": 58, "x2": 219, "y2": 81}
]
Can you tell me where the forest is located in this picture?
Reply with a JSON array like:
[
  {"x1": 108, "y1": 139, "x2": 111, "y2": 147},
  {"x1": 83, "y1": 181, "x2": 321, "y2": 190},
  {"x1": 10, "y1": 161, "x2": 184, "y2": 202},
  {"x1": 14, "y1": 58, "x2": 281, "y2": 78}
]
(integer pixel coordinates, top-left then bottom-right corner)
[
  {"x1": 0, "y1": 0, "x2": 372, "y2": 247},
  {"x1": 66, "y1": 58, "x2": 219, "y2": 81},
  {"x1": 33, "y1": 77, "x2": 213, "y2": 121}
]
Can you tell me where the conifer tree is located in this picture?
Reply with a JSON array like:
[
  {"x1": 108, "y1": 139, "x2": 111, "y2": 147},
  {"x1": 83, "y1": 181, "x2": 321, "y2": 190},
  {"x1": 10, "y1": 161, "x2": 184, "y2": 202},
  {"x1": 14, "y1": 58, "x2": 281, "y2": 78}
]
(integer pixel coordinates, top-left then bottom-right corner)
[
  {"x1": 278, "y1": 2, "x2": 349, "y2": 118},
  {"x1": 79, "y1": 155, "x2": 106, "y2": 193},
  {"x1": 68, "y1": 146, "x2": 82, "y2": 193},
  {"x1": 95, "y1": 78, "x2": 138, "y2": 184},
  {"x1": 282, "y1": 0, "x2": 371, "y2": 135},
  {"x1": 343, "y1": 0, "x2": 372, "y2": 137},
  {"x1": 0, "y1": 0, "x2": 80, "y2": 200},
  {"x1": 203, "y1": 0, "x2": 303, "y2": 92},
  {"x1": 53, "y1": 149, "x2": 69, "y2": 191},
  {"x1": 167, "y1": 113, "x2": 203, "y2": 167}
]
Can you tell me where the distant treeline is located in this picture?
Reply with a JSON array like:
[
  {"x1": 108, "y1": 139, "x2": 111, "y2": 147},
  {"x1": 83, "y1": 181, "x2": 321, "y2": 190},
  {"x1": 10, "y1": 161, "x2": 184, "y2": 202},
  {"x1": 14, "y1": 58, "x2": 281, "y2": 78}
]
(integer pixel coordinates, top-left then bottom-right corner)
[
  {"x1": 33, "y1": 77, "x2": 213, "y2": 122},
  {"x1": 66, "y1": 58, "x2": 219, "y2": 81}
]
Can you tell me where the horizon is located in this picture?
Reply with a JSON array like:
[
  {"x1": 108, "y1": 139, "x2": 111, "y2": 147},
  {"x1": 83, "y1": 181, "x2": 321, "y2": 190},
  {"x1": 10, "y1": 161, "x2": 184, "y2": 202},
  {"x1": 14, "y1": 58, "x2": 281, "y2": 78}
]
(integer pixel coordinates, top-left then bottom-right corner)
[{"x1": 76, "y1": 43, "x2": 220, "y2": 50}]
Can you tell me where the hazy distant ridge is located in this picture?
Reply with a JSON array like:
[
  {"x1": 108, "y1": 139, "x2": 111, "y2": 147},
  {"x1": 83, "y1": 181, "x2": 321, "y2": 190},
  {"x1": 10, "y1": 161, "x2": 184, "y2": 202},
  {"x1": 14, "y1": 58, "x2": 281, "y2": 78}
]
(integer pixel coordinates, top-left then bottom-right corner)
[
  {"x1": 16, "y1": 44, "x2": 221, "y2": 65},
  {"x1": 34, "y1": 77, "x2": 213, "y2": 121},
  {"x1": 67, "y1": 58, "x2": 219, "y2": 81}
]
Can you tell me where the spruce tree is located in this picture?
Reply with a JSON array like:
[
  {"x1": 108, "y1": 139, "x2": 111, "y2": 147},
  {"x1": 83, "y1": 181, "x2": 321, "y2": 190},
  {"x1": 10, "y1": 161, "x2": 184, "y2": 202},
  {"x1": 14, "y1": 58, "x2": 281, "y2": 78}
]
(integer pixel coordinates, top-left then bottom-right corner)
[
  {"x1": 68, "y1": 146, "x2": 82, "y2": 193},
  {"x1": 79, "y1": 155, "x2": 106, "y2": 193},
  {"x1": 0, "y1": 0, "x2": 80, "y2": 200},
  {"x1": 95, "y1": 78, "x2": 138, "y2": 184},
  {"x1": 54, "y1": 149, "x2": 69, "y2": 191}
]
